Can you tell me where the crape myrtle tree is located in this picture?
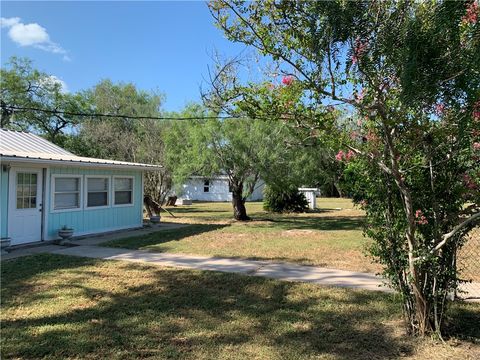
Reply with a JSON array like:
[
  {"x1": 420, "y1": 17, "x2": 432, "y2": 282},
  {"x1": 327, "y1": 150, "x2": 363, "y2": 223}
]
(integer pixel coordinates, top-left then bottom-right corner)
[{"x1": 209, "y1": 0, "x2": 480, "y2": 336}]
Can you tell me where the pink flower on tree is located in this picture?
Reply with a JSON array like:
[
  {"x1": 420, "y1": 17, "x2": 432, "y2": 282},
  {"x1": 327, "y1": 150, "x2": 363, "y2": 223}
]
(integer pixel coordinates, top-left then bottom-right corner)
[
  {"x1": 435, "y1": 103, "x2": 445, "y2": 115},
  {"x1": 335, "y1": 150, "x2": 345, "y2": 161},
  {"x1": 335, "y1": 149, "x2": 356, "y2": 162},
  {"x1": 282, "y1": 75, "x2": 294, "y2": 86},
  {"x1": 345, "y1": 150, "x2": 356, "y2": 161},
  {"x1": 473, "y1": 142, "x2": 480, "y2": 151},
  {"x1": 415, "y1": 210, "x2": 428, "y2": 225},
  {"x1": 462, "y1": 1, "x2": 479, "y2": 25}
]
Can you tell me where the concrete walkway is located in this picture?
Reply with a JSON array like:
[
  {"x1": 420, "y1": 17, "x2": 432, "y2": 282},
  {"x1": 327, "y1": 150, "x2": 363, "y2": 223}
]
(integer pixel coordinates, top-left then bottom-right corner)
[
  {"x1": 49, "y1": 245, "x2": 391, "y2": 292},
  {"x1": 3, "y1": 222, "x2": 477, "y2": 299},
  {"x1": 0, "y1": 222, "x2": 189, "y2": 260}
]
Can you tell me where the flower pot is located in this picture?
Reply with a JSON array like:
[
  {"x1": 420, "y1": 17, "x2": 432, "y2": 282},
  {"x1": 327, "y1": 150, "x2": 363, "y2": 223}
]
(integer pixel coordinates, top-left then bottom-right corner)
[
  {"x1": 58, "y1": 229, "x2": 74, "y2": 240},
  {"x1": 150, "y1": 215, "x2": 161, "y2": 224}
]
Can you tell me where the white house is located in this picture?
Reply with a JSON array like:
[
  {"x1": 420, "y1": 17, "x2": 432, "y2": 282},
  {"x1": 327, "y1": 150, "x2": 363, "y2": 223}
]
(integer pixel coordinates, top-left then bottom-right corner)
[
  {"x1": 177, "y1": 175, "x2": 264, "y2": 202},
  {"x1": 0, "y1": 129, "x2": 162, "y2": 246}
]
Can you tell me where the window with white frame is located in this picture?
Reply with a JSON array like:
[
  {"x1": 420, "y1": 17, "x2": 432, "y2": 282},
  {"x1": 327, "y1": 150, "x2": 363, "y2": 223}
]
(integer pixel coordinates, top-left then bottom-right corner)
[
  {"x1": 86, "y1": 177, "x2": 109, "y2": 208},
  {"x1": 114, "y1": 177, "x2": 133, "y2": 205},
  {"x1": 53, "y1": 176, "x2": 81, "y2": 210},
  {"x1": 204, "y1": 180, "x2": 210, "y2": 193}
]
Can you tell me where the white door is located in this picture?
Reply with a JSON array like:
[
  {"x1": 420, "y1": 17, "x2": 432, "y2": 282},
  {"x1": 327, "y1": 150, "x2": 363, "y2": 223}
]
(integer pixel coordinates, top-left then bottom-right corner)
[{"x1": 8, "y1": 168, "x2": 43, "y2": 245}]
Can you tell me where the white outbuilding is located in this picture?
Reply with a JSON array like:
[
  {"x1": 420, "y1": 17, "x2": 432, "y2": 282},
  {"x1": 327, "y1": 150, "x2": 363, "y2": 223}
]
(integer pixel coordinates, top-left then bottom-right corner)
[{"x1": 298, "y1": 188, "x2": 318, "y2": 210}]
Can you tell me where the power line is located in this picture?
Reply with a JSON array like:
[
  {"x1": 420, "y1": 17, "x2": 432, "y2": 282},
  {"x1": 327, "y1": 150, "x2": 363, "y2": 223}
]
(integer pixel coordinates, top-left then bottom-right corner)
[
  {"x1": 3, "y1": 105, "x2": 331, "y2": 123},
  {"x1": 4, "y1": 105, "x2": 260, "y2": 121}
]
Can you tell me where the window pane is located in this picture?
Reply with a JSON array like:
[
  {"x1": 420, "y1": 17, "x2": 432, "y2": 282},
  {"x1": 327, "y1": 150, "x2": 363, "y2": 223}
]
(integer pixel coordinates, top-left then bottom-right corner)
[
  {"x1": 17, "y1": 173, "x2": 23, "y2": 185},
  {"x1": 23, "y1": 184, "x2": 29, "y2": 197},
  {"x1": 54, "y1": 193, "x2": 79, "y2": 209},
  {"x1": 23, "y1": 173, "x2": 30, "y2": 185},
  {"x1": 115, "y1": 191, "x2": 132, "y2": 205},
  {"x1": 55, "y1": 178, "x2": 79, "y2": 192},
  {"x1": 23, "y1": 197, "x2": 30, "y2": 209},
  {"x1": 115, "y1": 178, "x2": 132, "y2": 191},
  {"x1": 31, "y1": 174, "x2": 37, "y2": 185},
  {"x1": 88, "y1": 192, "x2": 108, "y2": 207},
  {"x1": 17, "y1": 197, "x2": 23, "y2": 209},
  {"x1": 30, "y1": 196, "x2": 36, "y2": 208},
  {"x1": 29, "y1": 184, "x2": 37, "y2": 197},
  {"x1": 17, "y1": 185, "x2": 24, "y2": 198},
  {"x1": 88, "y1": 178, "x2": 108, "y2": 192}
]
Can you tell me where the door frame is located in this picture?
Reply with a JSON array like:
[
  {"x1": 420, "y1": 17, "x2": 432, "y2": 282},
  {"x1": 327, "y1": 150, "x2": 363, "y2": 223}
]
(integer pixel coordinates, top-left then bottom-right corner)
[{"x1": 7, "y1": 166, "x2": 45, "y2": 245}]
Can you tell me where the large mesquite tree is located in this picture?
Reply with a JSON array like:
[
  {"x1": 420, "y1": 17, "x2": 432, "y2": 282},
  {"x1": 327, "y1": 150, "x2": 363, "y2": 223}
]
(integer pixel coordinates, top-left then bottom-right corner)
[
  {"x1": 209, "y1": 0, "x2": 480, "y2": 336},
  {"x1": 164, "y1": 107, "x2": 306, "y2": 221}
]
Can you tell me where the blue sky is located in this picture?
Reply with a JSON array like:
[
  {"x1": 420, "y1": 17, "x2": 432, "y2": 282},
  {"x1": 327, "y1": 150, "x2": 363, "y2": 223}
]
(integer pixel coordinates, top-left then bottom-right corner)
[{"x1": 1, "y1": 1, "x2": 248, "y2": 111}]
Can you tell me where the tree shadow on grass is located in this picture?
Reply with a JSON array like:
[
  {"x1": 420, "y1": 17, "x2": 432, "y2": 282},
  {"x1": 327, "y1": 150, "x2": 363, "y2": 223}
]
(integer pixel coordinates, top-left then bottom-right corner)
[
  {"x1": 167, "y1": 207, "x2": 232, "y2": 214},
  {"x1": 251, "y1": 216, "x2": 365, "y2": 231},
  {"x1": 101, "y1": 224, "x2": 230, "y2": 250},
  {"x1": 2, "y1": 254, "x2": 479, "y2": 359}
]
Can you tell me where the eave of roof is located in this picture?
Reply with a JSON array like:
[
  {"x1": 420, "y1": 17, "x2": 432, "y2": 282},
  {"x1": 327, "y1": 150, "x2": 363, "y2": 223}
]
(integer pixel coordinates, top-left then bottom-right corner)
[{"x1": 0, "y1": 153, "x2": 163, "y2": 171}]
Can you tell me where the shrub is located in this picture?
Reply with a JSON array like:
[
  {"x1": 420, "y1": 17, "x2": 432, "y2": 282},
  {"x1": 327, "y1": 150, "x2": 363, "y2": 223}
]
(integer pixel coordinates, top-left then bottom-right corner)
[{"x1": 263, "y1": 186, "x2": 308, "y2": 213}]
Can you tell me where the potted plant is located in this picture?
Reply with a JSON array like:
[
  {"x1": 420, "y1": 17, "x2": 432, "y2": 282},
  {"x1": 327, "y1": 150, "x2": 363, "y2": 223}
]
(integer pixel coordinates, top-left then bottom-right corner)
[{"x1": 58, "y1": 225, "x2": 74, "y2": 242}]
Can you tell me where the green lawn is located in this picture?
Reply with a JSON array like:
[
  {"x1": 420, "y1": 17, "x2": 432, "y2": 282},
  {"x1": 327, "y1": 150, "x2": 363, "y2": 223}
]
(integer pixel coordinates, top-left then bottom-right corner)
[
  {"x1": 2, "y1": 254, "x2": 479, "y2": 360},
  {"x1": 105, "y1": 198, "x2": 380, "y2": 273}
]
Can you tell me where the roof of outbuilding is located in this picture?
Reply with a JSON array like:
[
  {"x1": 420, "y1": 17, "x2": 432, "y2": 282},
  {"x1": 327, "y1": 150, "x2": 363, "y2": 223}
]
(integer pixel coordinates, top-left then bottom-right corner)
[{"x1": 0, "y1": 128, "x2": 163, "y2": 170}]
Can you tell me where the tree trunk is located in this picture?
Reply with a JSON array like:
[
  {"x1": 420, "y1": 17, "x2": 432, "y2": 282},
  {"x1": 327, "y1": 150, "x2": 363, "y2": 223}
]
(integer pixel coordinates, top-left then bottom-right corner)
[{"x1": 232, "y1": 184, "x2": 250, "y2": 221}]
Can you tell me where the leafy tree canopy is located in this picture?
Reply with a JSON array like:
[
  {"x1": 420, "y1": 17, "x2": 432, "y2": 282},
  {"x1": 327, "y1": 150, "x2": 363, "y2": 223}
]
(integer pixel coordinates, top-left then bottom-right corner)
[
  {"x1": 0, "y1": 57, "x2": 88, "y2": 141},
  {"x1": 209, "y1": 0, "x2": 480, "y2": 336}
]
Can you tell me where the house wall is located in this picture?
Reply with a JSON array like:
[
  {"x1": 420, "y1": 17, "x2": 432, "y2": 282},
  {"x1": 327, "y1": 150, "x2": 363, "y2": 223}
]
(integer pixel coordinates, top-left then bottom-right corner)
[
  {"x1": 180, "y1": 178, "x2": 264, "y2": 202},
  {"x1": 0, "y1": 166, "x2": 9, "y2": 238},
  {"x1": 46, "y1": 167, "x2": 143, "y2": 240}
]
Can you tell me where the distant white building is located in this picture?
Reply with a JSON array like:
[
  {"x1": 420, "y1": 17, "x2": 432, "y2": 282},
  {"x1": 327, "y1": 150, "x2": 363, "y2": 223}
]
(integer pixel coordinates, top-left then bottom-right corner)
[
  {"x1": 177, "y1": 175, "x2": 264, "y2": 202},
  {"x1": 298, "y1": 188, "x2": 318, "y2": 209}
]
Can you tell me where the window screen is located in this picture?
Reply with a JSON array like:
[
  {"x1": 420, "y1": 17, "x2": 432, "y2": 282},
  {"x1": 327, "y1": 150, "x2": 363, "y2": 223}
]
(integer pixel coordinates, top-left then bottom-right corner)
[
  {"x1": 114, "y1": 178, "x2": 133, "y2": 205},
  {"x1": 53, "y1": 177, "x2": 80, "y2": 210},
  {"x1": 87, "y1": 177, "x2": 109, "y2": 207}
]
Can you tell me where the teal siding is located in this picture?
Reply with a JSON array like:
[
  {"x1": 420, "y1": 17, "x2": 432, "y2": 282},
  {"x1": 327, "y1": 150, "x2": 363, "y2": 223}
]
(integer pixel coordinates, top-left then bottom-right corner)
[
  {"x1": 47, "y1": 167, "x2": 143, "y2": 239},
  {"x1": 0, "y1": 166, "x2": 8, "y2": 238}
]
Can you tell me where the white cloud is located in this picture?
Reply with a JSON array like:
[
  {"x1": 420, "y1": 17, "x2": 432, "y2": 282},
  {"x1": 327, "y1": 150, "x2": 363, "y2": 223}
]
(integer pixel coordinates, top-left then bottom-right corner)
[
  {"x1": 8, "y1": 22, "x2": 49, "y2": 46},
  {"x1": 0, "y1": 17, "x2": 70, "y2": 61},
  {"x1": 0, "y1": 17, "x2": 20, "y2": 28},
  {"x1": 40, "y1": 75, "x2": 69, "y2": 93}
]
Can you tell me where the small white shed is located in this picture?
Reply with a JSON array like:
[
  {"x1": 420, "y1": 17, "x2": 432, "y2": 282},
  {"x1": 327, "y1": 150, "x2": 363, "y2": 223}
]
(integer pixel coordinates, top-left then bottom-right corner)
[{"x1": 298, "y1": 188, "x2": 318, "y2": 210}]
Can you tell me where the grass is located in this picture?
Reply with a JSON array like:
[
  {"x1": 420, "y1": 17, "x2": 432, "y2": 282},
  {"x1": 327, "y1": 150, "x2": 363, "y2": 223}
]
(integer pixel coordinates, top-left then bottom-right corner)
[
  {"x1": 104, "y1": 198, "x2": 380, "y2": 273},
  {"x1": 2, "y1": 254, "x2": 479, "y2": 360}
]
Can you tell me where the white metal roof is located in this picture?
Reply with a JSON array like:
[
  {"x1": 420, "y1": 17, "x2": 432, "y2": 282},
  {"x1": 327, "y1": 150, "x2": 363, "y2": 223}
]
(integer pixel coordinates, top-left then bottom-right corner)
[{"x1": 0, "y1": 129, "x2": 163, "y2": 170}]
